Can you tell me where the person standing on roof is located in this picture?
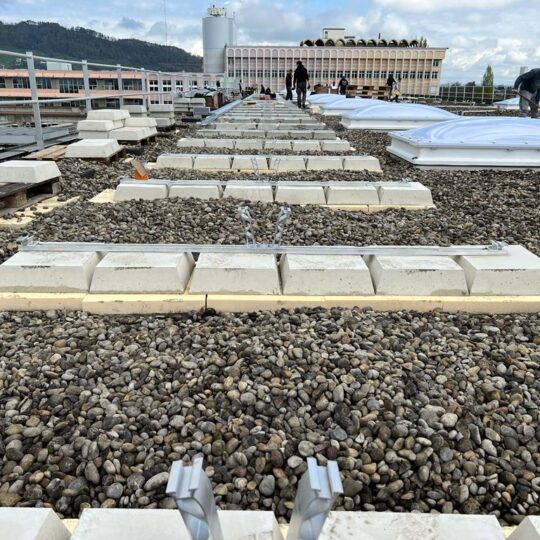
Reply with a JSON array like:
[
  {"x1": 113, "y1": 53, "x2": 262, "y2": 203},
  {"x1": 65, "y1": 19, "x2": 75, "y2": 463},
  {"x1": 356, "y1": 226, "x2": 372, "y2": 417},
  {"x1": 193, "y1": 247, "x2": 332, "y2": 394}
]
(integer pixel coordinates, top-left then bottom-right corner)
[
  {"x1": 513, "y1": 68, "x2": 540, "y2": 118},
  {"x1": 386, "y1": 74, "x2": 397, "y2": 101},
  {"x1": 391, "y1": 78, "x2": 402, "y2": 103},
  {"x1": 338, "y1": 76, "x2": 349, "y2": 95},
  {"x1": 294, "y1": 61, "x2": 309, "y2": 108},
  {"x1": 285, "y1": 70, "x2": 293, "y2": 101}
]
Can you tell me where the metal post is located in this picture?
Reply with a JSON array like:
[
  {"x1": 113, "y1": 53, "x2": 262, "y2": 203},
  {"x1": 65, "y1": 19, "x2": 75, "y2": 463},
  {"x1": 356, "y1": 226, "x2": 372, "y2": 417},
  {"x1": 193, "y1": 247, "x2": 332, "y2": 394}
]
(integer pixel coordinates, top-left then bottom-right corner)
[
  {"x1": 26, "y1": 51, "x2": 44, "y2": 150},
  {"x1": 117, "y1": 64, "x2": 124, "y2": 109},
  {"x1": 158, "y1": 71, "x2": 164, "y2": 105},
  {"x1": 82, "y1": 60, "x2": 92, "y2": 113}
]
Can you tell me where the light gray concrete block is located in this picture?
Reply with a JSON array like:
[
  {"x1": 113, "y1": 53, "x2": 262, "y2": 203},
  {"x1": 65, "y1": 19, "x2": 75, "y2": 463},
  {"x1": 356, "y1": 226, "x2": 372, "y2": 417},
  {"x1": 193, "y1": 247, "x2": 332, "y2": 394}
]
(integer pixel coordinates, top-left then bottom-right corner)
[
  {"x1": 0, "y1": 251, "x2": 99, "y2": 292},
  {"x1": 169, "y1": 185, "x2": 222, "y2": 200},
  {"x1": 154, "y1": 118, "x2": 175, "y2": 128},
  {"x1": 190, "y1": 253, "x2": 281, "y2": 294},
  {"x1": 0, "y1": 160, "x2": 61, "y2": 184},
  {"x1": 123, "y1": 105, "x2": 147, "y2": 114},
  {"x1": 306, "y1": 156, "x2": 344, "y2": 171},
  {"x1": 156, "y1": 154, "x2": 193, "y2": 169},
  {"x1": 456, "y1": 245, "x2": 540, "y2": 296},
  {"x1": 114, "y1": 184, "x2": 168, "y2": 201},
  {"x1": 65, "y1": 139, "x2": 121, "y2": 159},
  {"x1": 319, "y1": 511, "x2": 505, "y2": 540},
  {"x1": 223, "y1": 183, "x2": 274, "y2": 203},
  {"x1": 77, "y1": 131, "x2": 111, "y2": 140},
  {"x1": 265, "y1": 140, "x2": 292, "y2": 150},
  {"x1": 90, "y1": 252, "x2": 194, "y2": 293},
  {"x1": 289, "y1": 130, "x2": 313, "y2": 139},
  {"x1": 270, "y1": 156, "x2": 306, "y2": 172},
  {"x1": 242, "y1": 130, "x2": 266, "y2": 138},
  {"x1": 231, "y1": 155, "x2": 269, "y2": 171},
  {"x1": 509, "y1": 516, "x2": 540, "y2": 540},
  {"x1": 193, "y1": 155, "x2": 232, "y2": 170},
  {"x1": 367, "y1": 255, "x2": 469, "y2": 296},
  {"x1": 292, "y1": 140, "x2": 321, "y2": 152},
  {"x1": 71, "y1": 509, "x2": 283, "y2": 540},
  {"x1": 235, "y1": 139, "x2": 264, "y2": 150},
  {"x1": 326, "y1": 185, "x2": 380, "y2": 205},
  {"x1": 77, "y1": 119, "x2": 116, "y2": 132},
  {"x1": 87, "y1": 109, "x2": 130, "y2": 121},
  {"x1": 343, "y1": 156, "x2": 382, "y2": 172},
  {"x1": 0, "y1": 508, "x2": 70, "y2": 540},
  {"x1": 281, "y1": 255, "x2": 374, "y2": 295},
  {"x1": 275, "y1": 185, "x2": 326, "y2": 205},
  {"x1": 321, "y1": 140, "x2": 352, "y2": 152},
  {"x1": 177, "y1": 138, "x2": 206, "y2": 149},
  {"x1": 148, "y1": 104, "x2": 174, "y2": 113},
  {"x1": 378, "y1": 182, "x2": 433, "y2": 205},
  {"x1": 124, "y1": 117, "x2": 158, "y2": 128},
  {"x1": 266, "y1": 130, "x2": 290, "y2": 138},
  {"x1": 109, "y1": 127, "x2": 148, "y2": 142},
  {"x1": 313, "y1": 130, "x2": 337, "y2": 139},
  {"x1": 205, "y1": 138, "x2": 236, "y2": 149}
]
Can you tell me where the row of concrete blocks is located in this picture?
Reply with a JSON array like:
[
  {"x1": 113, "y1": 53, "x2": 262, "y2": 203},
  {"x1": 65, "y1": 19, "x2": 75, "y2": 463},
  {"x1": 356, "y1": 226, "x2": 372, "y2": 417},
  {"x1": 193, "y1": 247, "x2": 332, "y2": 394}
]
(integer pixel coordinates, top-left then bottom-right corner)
[
  {"x1": 1, "y1": 245, "x2": 538, "y2": 296},
  {"x1": 0, "y1": 160, "x2": 61, "y2": 185},
  {"x1": 155, "y1": 154, "x2": 382, "y2": 172},
  {"x1": 177, "y1": 137, "x2": 352, "y2": 152},
  {"x1": 197, "y1": 128, "x2": 337, "y2": 139},
  {"x1": 219, "y1": 116, "x2": 320, "y2": 124},
  {"x1": 211, "y1": 122, "x2": 326, "y2": 130},
  {"x1": 114, "y1": 181, "x2": 433, "y2": 206},
  {"x1": 8, "y1": 507, "x2": 539, "y2": 540}
]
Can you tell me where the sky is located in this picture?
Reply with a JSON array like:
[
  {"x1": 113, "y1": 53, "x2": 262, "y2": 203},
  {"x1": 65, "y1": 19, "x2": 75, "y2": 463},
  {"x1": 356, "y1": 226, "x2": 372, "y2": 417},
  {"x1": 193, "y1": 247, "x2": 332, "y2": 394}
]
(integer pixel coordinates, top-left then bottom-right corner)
[{"x1": 1, "y1": 0, "x2": 539, "y2": 84}]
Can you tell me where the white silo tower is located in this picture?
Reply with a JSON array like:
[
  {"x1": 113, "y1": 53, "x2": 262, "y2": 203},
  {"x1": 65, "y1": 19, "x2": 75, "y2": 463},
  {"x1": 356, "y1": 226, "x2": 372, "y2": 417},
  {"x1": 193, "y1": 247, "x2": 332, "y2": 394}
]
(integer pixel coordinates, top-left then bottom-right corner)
[{"x1": 203, "y1": 5, "x2": 237, "y2": 74}]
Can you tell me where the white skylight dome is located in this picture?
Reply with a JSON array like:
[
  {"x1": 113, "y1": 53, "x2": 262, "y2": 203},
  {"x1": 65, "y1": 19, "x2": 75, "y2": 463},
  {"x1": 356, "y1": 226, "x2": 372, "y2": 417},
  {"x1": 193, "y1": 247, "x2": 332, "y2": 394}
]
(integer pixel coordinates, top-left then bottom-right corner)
[
  {"x1": 494, "y1": 97, "x2": 519, "y2": 110},
  {"x1": 341, "y1": 102, "x2": 457, "y2": 130},
  {"x1": 306, "y1": 94, "x2": 346, "y2": 104},
  {"x1": 319, "y1": 98, "x2": 383, "y2": 116},
  {"x1": 388, "y1": 117, "x2": 540, "y2": 169}
]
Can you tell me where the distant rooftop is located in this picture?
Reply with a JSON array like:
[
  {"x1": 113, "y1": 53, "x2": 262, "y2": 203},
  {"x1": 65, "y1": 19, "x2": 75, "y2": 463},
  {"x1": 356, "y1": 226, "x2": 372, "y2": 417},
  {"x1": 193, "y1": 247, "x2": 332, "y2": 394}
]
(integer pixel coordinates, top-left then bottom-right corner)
[{"x1": 301, "y1": 28, "x2": 428, "y2": 48}]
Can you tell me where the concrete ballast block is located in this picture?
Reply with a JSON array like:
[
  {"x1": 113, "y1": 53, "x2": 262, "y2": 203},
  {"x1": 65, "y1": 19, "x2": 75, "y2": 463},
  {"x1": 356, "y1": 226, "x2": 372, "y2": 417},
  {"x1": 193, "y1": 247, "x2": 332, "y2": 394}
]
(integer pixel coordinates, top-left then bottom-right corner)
[
  {"x1": 87, "y1": 109, "x2": 130, "y2": 121},
  {"x1": 77, "y1": 120, "x2": 116, "y2": 132},
  {"x1": 378, "y1": 182, "x2": 433, "y2": 205},
  {"x1": 169, "y1": 184, "x2": 222, "y2": 200},
  {"x1": 456, "y1": 245, "x2": 540, "y2": 296},
  {"x1": 0, "y1": 160, "x2": 61, "y2": 184},
  {"x1": 321, "y1": 140, "x2": 352, "y2": 152},
  {"x1": 223, "y1": 183, "x2": 274, "y2": 203},
  {"x1": 156, "y1": 154, "x2": 193, "y2": 169},
  {"x1": 0, "y1": 251, "x2": 99, "y2": 292},
  {"x1": 280, "y1": 255, "x2": 375, "y2": 295},
  {"x1": 270, "y1": 156, "x2": 306, "y2": 172},
  {"x1": 109, "y1": 127, "x2": 148, "y2": 142},
  {"x1": 306, "y1": 156, "x2": 344, "y2": 171},
  {"x1": 90, "y1": 252, "x2": 194, "y2": 293},
  {"x1": 275, "y1": 185, "x2": 326, "y2": 205},
  {"x1": 77, "y1": 131, "x2": 111, "y2": 140},
  {"x1": 205, "y1": 139, "x2": 236, "y2": 149},
  {"x1": 367, "y1": 255, "x2": 469, "y2": 296},
  {"x1": 235, "y1": 139, "x2": 264, "y2": 150},
  {"x1": 265, "y1": 140, "x2": 292, "y2": 150},
  {"x1": 193, "y1": 155, "x2": 232, "y2": 170},
  {"x1": 65, "y1": 139, "x2": 121, "y2": 159},
  {"x1": 0, "y1": 508, "x2": 71, "y2": 540},
  {"x1": 231, "y1": 155, "x2": 269, "y2": 171},
  {"x1": 509, "y1": 516, "x2": 540, "y2": 540},
  {"x1": 124, "y1": 117, "x2": 158, "y2": 128},
  {"x1": 326, "y1": 185, "x2": 380, "y2": 205},
  {"x1": 177, "y1": 138, "x2": 206, "y2": 149},
  {"x1": 114, "y1": 184, "x2": 168, "y2": 201},
  {"x1": 292, "y1": 141, "x2": 321, "y2": 152},
  {"x1": 343, "y1": 156, "x2": 382, "y2": 172},
  {"x1": 190, "y1": 253, "x2": 281, "y2": 294}
]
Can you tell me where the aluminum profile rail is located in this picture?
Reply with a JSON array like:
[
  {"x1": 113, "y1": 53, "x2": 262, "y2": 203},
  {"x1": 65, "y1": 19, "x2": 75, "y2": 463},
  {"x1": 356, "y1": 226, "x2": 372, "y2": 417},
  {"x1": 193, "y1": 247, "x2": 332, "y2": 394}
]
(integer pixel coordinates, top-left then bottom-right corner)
[
  {"x1": 17, "y1": 237, "x2": 509, "y2": 257},
  {"x1": 117, "y1": 177, "x2": 411, "y2": 188},
  {"x1": 199, "y1": 98, "x2": 244, "y2": 126}
]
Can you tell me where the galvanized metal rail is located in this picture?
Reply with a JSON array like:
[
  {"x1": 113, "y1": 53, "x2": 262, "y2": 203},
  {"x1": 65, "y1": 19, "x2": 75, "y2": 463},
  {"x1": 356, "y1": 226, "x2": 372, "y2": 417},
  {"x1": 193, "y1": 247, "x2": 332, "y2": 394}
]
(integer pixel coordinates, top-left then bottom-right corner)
[{"x1": 18, "y1": 237, "x2": 509, "y2": 257}]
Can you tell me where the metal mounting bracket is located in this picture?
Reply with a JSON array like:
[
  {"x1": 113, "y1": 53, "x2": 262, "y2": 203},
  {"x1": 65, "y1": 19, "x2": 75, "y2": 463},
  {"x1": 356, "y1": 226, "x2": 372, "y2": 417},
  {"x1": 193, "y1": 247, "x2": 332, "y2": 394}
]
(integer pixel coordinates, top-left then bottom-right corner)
[
  {"x1": 286, "y1": 458, "x2": 343, "y2": 540},
  {"x1": 166, "y1": 456, "x2": 224, "y2": 540}
]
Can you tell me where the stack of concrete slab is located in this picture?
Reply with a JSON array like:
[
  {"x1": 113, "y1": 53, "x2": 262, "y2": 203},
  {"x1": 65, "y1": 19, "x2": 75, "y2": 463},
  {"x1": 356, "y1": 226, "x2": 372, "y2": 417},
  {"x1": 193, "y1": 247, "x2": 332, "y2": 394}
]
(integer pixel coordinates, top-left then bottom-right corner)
[
  {"x1": 77, "y1": 109, "x2": 128, "y2": 139},
  {"x1": 148, "y1": 104, "x2": 175, "y2": 129},
  {"x1": 123, "y1": 105, "x2": 148, "y2": 117},
  {"x1": 176, "y1": 138, "x2": 352, "y2": 152},
  {"x1": 65, "y1": 139, "x2": 123, "y2": 160},
  {"x1": 0, "y1": 160, "x2": 61, "y2": 185}
]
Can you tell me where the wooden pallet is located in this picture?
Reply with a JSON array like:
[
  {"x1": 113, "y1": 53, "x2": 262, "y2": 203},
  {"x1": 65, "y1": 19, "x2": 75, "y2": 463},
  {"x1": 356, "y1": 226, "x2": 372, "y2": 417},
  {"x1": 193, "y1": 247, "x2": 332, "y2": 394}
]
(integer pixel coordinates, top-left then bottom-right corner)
[
  {"x1": 0, "y1": 178, "x2": 61, "y2": 213},
  {"x1": 23, "y1": 145, "x2": 66, "y2": 162},
  {"x1": 77, "y1": 146, "x2": 127, "y2": 164}
]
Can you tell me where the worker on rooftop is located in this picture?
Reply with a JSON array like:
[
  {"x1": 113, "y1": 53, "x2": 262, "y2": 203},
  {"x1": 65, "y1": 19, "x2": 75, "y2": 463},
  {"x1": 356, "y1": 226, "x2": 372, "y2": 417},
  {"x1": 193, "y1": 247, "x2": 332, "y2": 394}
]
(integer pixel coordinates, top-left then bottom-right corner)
[
  {"x1": 294, "y1": 61, "x2": 309, "y2": 108},
  {"x1": 338, "y1": 76, "x2": 349, "y2": 96},
  {"x1": 386, "y1": 73, "x2": 397, "y2": 101},
  {"x1": 285, "y1": 69, "x2": 293, "y2": 101},
  {"x1": 513, "y1": 68, "x2": 540, "y2": 118}
]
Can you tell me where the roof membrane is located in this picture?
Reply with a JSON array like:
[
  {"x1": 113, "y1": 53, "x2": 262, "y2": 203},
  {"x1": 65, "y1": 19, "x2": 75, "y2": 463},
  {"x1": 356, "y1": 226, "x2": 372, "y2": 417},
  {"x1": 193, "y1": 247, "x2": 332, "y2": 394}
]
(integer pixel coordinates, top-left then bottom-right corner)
[{"x1": 307, "y1": 94, "x2": 346, "y2": 104}]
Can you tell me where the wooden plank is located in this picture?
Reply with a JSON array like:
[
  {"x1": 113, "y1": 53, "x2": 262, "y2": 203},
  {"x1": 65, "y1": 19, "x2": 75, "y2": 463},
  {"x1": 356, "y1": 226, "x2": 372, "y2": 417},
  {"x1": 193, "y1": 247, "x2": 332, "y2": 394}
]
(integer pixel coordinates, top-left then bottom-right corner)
[{"x1": 23, "y1": 145, "x2": 66, "y2": 161}]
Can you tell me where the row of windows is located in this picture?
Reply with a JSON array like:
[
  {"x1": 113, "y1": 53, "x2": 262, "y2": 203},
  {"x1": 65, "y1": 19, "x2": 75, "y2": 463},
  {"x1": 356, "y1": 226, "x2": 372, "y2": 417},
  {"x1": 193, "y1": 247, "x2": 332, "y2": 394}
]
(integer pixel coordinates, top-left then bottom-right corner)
[
  {"x1": 229, "y1": 58, "x2": 442, "y2": 67},
  {"x1": 233, "y1": 70, "x2": 440, "y2": 81},
  {"x1": 3, "y1": 77, "x2": 142, "y2": 93}
]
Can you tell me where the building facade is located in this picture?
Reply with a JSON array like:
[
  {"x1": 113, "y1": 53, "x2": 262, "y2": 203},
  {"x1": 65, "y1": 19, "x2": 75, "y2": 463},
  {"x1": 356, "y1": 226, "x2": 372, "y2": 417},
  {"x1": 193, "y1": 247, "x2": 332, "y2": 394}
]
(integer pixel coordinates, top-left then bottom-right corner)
[{"x1": 225, "y1": 44, "x2": 446, "y2": 95}]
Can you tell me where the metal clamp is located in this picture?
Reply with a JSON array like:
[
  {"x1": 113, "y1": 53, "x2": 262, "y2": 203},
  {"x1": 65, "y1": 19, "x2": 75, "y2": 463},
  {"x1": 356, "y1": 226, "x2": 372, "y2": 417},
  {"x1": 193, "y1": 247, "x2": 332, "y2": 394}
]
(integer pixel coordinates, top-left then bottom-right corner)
[
  {"x1": 287, "y1": 458, "x2": 343, "y2": 540},
  {"x1": 273, "y1": 206, "x2": 291, "y2": 246},
  {"x1": 238, "y1": 206, "x2": 257, "y2": 246},
  {"x1": 166, "y1": 456, "x2": 224, "y2": 540}
]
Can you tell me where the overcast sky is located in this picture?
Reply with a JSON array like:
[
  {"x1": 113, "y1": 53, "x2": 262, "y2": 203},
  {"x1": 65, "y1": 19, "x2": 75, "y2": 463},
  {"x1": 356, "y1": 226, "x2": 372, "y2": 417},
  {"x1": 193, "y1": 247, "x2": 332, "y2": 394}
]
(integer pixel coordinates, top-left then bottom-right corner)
[{"x1": 2, "y1": 0, "x2": 539, "y2": 83}]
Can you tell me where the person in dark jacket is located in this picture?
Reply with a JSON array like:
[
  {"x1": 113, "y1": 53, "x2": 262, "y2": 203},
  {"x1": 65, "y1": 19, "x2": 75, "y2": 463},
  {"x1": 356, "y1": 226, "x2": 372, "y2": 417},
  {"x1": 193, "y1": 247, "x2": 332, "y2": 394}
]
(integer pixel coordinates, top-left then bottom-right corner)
[
  {"x1": 260, "y1": 84, "x2": 265, "y2": 94},
  {"x1": 285, "y1": 70, "x2": 293, "y2": 100},
  {"x1": 294, "y1": 61, "x2": 309, "y2": 108},
  {"x1": 338, "y1": 76, "x2": 349, "y2": 95},
  {"x1": 386, "y1": 74, "x2": 397, "y2": 100},
  {"x1": 513, "y1": 68, "x2": 540, "y2": 118}
]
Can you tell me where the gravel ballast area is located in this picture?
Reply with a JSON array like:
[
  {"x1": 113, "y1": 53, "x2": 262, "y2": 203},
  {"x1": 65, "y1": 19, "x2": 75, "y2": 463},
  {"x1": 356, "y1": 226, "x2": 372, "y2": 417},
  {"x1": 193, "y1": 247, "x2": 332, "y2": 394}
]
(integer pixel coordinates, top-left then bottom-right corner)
[
  {"x1": 0, "y1": 309, "x2": 539, "y2": 523},
  {"x1": 1, "y1": 110, "x2": 540, "y2": 523}
]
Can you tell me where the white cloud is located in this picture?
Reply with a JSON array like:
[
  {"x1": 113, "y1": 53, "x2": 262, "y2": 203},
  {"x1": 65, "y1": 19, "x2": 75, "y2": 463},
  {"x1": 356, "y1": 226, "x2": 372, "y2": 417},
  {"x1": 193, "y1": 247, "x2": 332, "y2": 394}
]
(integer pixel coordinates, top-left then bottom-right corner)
[{"x1": 374, "y1": 0, "x2": 518, "y2": 12}]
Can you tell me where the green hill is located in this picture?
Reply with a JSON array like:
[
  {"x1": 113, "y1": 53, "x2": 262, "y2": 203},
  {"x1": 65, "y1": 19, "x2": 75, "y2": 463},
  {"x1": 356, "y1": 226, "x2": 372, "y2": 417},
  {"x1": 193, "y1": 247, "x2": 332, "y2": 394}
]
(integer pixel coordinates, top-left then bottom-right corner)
[{"x1": 0, "y1": 21, "x2": 202, "y2": 72}]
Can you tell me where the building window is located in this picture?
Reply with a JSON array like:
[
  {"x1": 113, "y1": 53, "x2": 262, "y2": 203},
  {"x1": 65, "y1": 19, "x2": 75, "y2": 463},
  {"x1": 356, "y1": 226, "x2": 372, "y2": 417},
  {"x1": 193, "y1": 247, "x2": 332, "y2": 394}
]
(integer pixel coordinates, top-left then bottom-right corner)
[
  {"x1": 0, "y1": 78, "x2": 5, "y2": 88},
  {"x1": 36, "y1": 78, "x2": 52, "y2": 89},
  {"x1": 380, "y1": 71, "x2": 387, "y2": 79},
  {"x1": 402, "y1": 71, "x2": 409, "y2": 79},
  {"x1": 89, "y1": 79, "x2": 98, "y2": 90},
  {"x1": 424, "y1": 72, "x2": 431, "y2": 79},
  {"x1": 123, "y1": 79, "x2": 142, "y2": 91},
  {"x1": 149, "y1": 79, "x2": 159, "y2": 92},
  {"x1": 163, "y1": 79, "x2": 172, "y2": 91},
  {"x1": 104, "y1": 79, "x2": 119, "y2": 90},
  {"x1": 432, "y1": 72, "x2": 439, "y2": 79},
  {"x1": 358, "y1": 71, "x2": 364, "y2": 78},
  {"x1": 373, "y1": 71, "x2": 380, "y2": 79},
  {"x1": 433, "y1": 59, "x2": 441, "y2": 67},
  {"x1": 13, "y1": 77, "x2": 30, "y2": 89},
  {"x1": 410, "y1": 72, "x2": 416, "y2": 79},
  {"x1": 329, "y1": 70, "x2": 336, "y2": 79},
  {"x1": 365, "y1": 71, "x2": 372, "y2": 79},
  {"x1": 59, "y1": 78, "x2": 84, "y2": 93},
  {"x1": 191, "y1": 80, "x2": 198, "y2": 87},
  {"x1": 351, "y1": 70, "x2": 358, "y2": 78},
  {"x1": 417, "y1": 71, "x2": 423, "y2": 78}
]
